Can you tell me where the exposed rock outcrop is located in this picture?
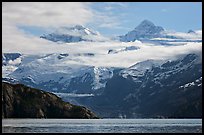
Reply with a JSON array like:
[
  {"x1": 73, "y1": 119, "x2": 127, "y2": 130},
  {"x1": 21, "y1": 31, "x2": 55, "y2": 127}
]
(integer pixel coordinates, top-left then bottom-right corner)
[{"x1": 2, "y1": 82, "x2": 98, "y2": 119}]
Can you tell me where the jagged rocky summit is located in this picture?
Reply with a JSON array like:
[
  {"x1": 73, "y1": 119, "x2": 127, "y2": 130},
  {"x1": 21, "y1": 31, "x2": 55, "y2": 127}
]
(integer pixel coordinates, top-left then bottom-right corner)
[{"x1": 119, "y1": 20, "x2": 164, "y2": 42}]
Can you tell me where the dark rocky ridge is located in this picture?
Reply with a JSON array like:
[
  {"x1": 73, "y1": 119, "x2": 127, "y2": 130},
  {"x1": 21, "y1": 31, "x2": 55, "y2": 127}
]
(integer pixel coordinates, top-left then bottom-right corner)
[
  {"x1": 2, "y1": 82, "x2": 98, "y2": 119},
  {"x1": 79, "y1": 54, "x2": 202, "y2": 118}
]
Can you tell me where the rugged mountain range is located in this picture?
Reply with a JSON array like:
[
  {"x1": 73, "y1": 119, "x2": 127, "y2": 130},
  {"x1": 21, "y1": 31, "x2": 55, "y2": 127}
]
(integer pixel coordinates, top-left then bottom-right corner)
[
  {"x1": 78, "y1": 53, "x2": 202, "y2": 118},
  {"x1": 39, "y1": 20, "x2": 202, "y2": 44},
  {"x1": 2, "y1": 20, "x2": 202, "y2": 118},
  {"x1": 119, "y1": 20, "x2": 202, "y2": 44},
  {"x1": 2, "y1": 53, "x2": 114, "y2": 94},
  {"x1": 2, "y1": 52, "x2": 202, "y2": 118}
]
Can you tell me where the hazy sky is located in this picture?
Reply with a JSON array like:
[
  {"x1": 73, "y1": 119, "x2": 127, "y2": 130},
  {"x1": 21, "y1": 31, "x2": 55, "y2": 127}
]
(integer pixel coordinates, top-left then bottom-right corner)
[{"x1": 3, "y1": 2, "x2": 202, "y2": 38}]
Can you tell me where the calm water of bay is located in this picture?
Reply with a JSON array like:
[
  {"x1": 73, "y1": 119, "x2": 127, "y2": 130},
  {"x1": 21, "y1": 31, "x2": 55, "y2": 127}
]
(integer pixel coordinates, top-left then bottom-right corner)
[{"x1": 2, "y1": 119, "x2": 202, "y2": 133}]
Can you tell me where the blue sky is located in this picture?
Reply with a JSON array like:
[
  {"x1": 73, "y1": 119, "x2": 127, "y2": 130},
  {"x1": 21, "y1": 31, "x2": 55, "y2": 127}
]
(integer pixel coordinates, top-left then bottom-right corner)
[
  {"x1": 16, "y1": 2, "x2": 202, "y2": 37},
  {"x1": 88, "y1": 2, "x2": 202, "y2": 36}
]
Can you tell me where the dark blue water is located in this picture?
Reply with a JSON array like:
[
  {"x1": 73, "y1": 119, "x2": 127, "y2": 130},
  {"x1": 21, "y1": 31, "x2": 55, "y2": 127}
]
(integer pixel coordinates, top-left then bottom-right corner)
[{"x1": 2, "y1": 119, "x2": 202, "y2": 133}]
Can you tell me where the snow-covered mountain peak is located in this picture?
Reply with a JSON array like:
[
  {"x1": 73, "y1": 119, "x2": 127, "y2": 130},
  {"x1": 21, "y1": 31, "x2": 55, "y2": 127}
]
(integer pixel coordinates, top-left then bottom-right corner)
[
  {"x1": 55, "y1": 25, "x2": 99, "y2": 36},
  {"x1": 119, "y1": 20, "x2": 164, "y2": 42},
  {"x1": 134, "y1": 19, "x2": 164, "y2": 35},
  {"x1": 119, "y1": 20, "x2": 201, "y2": 43},
  {"x1": 120, "y1": 59, "x2": 164, "y2": 79},
  {"x1": 136, "y1": 20, "x2": 159, "y2": 30},
  {"x1": 40, "y1": 25, "x2": 108, "y2": 43}
]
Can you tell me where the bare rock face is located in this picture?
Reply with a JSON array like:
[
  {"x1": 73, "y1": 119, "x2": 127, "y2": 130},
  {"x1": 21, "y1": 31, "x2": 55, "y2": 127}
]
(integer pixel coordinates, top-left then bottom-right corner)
[{"x1": 2, "y1": 82, "x2": 98, "y2": 119}]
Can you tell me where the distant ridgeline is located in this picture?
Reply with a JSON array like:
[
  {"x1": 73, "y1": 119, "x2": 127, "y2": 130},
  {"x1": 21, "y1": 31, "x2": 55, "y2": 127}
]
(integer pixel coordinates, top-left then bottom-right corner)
[{"x1": 2, "y1": 82, "x2": 98, "y2": 119}]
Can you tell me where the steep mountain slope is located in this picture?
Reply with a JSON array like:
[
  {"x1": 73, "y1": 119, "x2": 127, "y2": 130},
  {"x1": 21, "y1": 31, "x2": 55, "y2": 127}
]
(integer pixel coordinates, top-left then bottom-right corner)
[
  {"x1": 3, "y1": 53, "x2": 114, "y2": 94},
  {"x1": 83, "y1": 53, "x2": 202, "y2": 118},
  {"x1": 2, "y1": 82, "x2": 98, "y2": 118},
  {"x1": 119, "y1": 20, "x2": 164, "y2": 42}
]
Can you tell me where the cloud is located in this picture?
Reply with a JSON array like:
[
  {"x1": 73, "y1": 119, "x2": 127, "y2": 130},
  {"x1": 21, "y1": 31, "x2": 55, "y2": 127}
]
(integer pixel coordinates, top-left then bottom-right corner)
[
  {"x1": 2, "y1": 2, "x2": 93, "y2": 27},
  {"x1": 2, "y1": 2, "x2": 124, "y2": 29},
  {"x1": 2, "y1": 2, "x2": 125, "y2": 52},
  {"x1": 76, "y1": 41, "x2": 202, "y2": 68},
  {"x1": 2, "y1": 16, "x2": 59, "y2": 54},
  {"x1": 3, "y1": 39, "x2": 201, "y2": 68},
  {"x1": 2, "y1": 2, "x2": 96, "y2": 54},
  {"x1": 98, "y1": 22, "x2": 121, "y2": 29},
  {"x1": 85, "y1": 2, "x2": 128, "y2": 29},
  {"x1": 165, "y1": 31, "x2": 202, "y2": 39},
  {"x1": 92, "y1": 11, "x2": 125, "y2": 29},
  {"x1": 2, "y1": 25, "x2": 56, "y2": 54}
]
